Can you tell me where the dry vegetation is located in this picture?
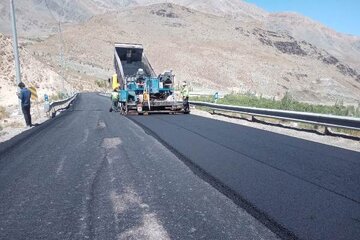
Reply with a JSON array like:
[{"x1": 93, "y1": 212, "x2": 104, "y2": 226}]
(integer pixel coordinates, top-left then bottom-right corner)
[{"x1": 0, "y1": 106, "x2": 9, "y2": 120}]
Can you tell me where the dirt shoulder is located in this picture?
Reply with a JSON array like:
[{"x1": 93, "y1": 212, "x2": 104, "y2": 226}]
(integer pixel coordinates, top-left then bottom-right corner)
[{"x1": 0, "y1": 103, "x2": 49, "y2": 143}]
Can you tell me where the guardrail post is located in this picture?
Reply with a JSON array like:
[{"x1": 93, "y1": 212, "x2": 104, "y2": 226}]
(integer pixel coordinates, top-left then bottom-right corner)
[
  {"x1": 51, "y1": 109, "x2": 56, "y2": 118},
  {"x1": 324, "y1": 126, "x2": 331, "y2": 135}
]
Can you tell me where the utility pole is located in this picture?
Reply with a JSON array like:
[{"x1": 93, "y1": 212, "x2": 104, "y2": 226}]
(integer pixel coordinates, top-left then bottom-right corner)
[
  {"x1": 10, "y1": 0, "x2": 22, "y2": 110},
  {"x1": 59, "y1": 21, "x2": 65, "y2": 96}
]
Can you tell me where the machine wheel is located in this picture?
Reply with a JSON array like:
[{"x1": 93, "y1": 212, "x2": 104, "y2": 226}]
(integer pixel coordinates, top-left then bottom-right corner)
[{"x1": 121, "y1": 103, "x2": 128, "y2": 115}]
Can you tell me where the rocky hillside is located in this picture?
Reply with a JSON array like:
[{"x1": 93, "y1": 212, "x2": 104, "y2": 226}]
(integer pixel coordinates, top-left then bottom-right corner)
[
  {"x1": 1, "y1": 1, "x2": 360, "y2": 105},
  {"x1": 266, "y1": 12, "x2": 360, "y2": 71},
  {"x1": 0, "y1": 0, "x2": 264, "y2": 37},
  {"x1": 0, "y1": 33, "x2": 98, "y2": 107},
  {"x1": 28, "y1": 3, "x2": 360, "y2": 104},
  {"x1": 1, "y1": 0, "x2": 359, "y2": 72},
  {"x1": 0, "y1": 33, "x2": 69, "y2": 106}
]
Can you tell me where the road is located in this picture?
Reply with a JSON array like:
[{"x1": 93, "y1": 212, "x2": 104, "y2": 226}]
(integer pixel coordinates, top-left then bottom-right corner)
[
  {"x1": 129, "y1": 108, "x2": 360, "y2": 240},
  {"x1": 0, "y1": 93, "x2": 278, "y2": 240},
  {"x1": 1, "y1": 93, "x2": 359, "y2": 240}
]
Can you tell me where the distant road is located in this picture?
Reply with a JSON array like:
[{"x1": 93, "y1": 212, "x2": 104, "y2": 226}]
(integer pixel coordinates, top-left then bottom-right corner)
[
  {"x1": 0, "y1": 93, "x2": 277, "y2": 240},
  {"x1": 129, "y1": 111, "x2": 360, "y2": 239}
]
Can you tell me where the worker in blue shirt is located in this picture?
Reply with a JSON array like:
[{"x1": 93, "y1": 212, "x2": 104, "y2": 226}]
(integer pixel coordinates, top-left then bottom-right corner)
[{"x1": 16, "y1": 82, "x2": 32, "y2": 127}]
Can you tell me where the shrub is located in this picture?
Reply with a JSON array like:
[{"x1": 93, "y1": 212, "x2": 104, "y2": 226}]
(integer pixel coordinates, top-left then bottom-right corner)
[
  {"x1": 95, "y1": 80, "x2": 108, "y2": 88},
  {"x1": 49, "y1": 92, "x2": 67, "y2": 101},
  {"x1": 191, "y1": 93, "x2": 360, "y2": 117}
]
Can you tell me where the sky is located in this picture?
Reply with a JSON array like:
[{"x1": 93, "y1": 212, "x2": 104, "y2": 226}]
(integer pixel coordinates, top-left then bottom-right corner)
[{"x1": 246, "y1": 0, "x2": 360, "y2": 36}]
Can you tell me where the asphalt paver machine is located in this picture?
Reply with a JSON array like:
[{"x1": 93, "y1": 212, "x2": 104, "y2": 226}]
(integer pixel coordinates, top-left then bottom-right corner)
[{"x1": 113, "y1": 43, "x2": 188, "y2": 114}]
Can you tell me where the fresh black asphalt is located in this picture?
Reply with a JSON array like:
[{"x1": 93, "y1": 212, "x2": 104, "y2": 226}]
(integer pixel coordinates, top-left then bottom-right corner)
[
  {"x1": 0, "y1": 93, "x2": 278, "y2": 240},
  {"x1": 129, "y1": 110, "x2": 360, "y2": 240},
  {"x1": 1, "y1": 92, "x2": 359, "y2": 240}
]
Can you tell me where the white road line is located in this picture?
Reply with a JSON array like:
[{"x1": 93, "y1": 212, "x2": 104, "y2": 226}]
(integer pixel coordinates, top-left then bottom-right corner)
[{"x1": 56, "y1": 156, "x2": 67, "y2": 175}]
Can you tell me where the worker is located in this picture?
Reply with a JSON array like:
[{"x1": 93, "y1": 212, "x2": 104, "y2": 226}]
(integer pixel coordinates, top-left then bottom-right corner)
[
  {"x1": 109, "y1": 85, "x2": 120, "y2": 112},
  {"x1": 126, "y1": 50, "x2": 132, "y2": 63},
  {"x1": 16, "y1": 82, "x2": 32, "y2": 127},
  {"x1": 180, "y1": 81, "x2": 190, "y2": 112}
]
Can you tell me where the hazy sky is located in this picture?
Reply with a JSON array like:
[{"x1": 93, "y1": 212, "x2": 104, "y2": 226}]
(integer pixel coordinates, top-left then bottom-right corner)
[{"x1": 246, "y1": 0, "x2": 360, "y2": 36}]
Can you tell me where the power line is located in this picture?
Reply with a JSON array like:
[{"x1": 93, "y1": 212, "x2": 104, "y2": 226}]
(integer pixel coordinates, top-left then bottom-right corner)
[{"x1": 44, "y1": 0, "x2": 59, "y2": 23}]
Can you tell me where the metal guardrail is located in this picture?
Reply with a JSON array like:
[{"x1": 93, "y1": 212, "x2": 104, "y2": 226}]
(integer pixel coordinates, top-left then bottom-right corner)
[
  {"x1": 190, "y1": 101, "x2": 360, "y2": 131},
  {"x1": 48, "y1": 93, "x2": 78, "y2": 118}
]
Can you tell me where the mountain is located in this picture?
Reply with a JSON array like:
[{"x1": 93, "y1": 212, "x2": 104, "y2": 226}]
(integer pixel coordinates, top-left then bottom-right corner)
[
  {"x1": 1, "y1": 0, "x2": 359, "y2": 71},
  {"x1": 267, "y1": 12, "x2": 360, "y2": 71},
  {"x1": 27, "y1": 3, "x2": 360, "y2": 104},
  {"x1": 1, "y1": 0, "x2": 359, "y2": 105},
  {"x1": 0, "y1": 0, "x2": 265, "y2": 37}
]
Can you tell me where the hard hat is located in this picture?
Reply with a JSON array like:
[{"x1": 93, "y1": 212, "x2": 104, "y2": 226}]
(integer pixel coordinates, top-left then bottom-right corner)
[
  {"x1": 137, "y1": 68, "x2": 144, "y2": 74},
  {"x1": 182, "y1": 81, "x2": 187, "y2": 86}
]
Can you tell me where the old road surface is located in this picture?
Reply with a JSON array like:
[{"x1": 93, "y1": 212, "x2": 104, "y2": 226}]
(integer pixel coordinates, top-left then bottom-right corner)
[{"x1": 0, "y1": 93, "x2": 359, "y2": 240}]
